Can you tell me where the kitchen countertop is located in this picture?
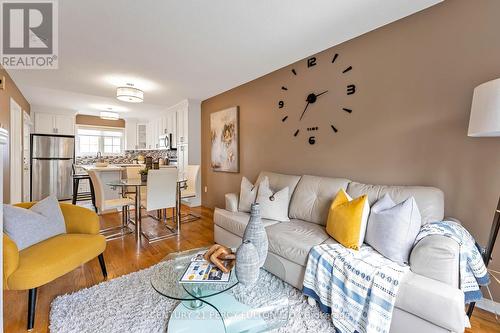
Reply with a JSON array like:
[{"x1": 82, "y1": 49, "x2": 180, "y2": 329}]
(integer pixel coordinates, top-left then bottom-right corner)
[
  {"x1": 80, "y1": 164, "x2": 176, "y2": 171},
  {"x1": 80, "y1": 165, "x2": 125, "y2": 172}
]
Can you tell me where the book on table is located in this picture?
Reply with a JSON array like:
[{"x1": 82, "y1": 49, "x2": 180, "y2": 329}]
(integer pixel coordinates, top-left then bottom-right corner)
[{"x1": 179, "y1": 252, "x2": 231, "y2": 283}]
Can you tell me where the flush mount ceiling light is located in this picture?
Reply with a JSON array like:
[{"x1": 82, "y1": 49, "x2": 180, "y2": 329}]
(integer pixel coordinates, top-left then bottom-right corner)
[
  {"x1": 100, "y1": 111, "x2": 120, "y2": 120},
  {"x1": 116, "y1": 83, "x2": 144, "y2": 103}
]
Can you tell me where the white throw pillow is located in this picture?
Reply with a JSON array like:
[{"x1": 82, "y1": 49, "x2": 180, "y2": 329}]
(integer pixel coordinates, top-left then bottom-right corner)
[
  {"x1": 3, "y1": 195, "x2": 66, "y2": 250},
  {"x1": 365, "y1": 193, "x2": 421, "y2": 264},
  {"x1": 256, "y1": 177, "x2": 290, "y2": 222},
  {"x1": 238, "y1": 177, "x2": 259, "y2": 213}
]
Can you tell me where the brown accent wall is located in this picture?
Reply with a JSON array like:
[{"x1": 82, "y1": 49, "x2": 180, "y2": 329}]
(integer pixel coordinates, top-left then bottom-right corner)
[
  {"x1": 202, "y1": 0, "x2": 500, "y2": 298},
  {"x1": 0, "y1": 68, "x2": 30, "y2": 203},
  {"x1": 76, "y1": 114, "x2": 125, "y2": 128}
]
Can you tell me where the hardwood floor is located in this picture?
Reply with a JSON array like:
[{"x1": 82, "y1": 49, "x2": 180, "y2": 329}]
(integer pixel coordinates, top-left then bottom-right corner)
[{"x1": 3, "y1": 206, "x2": 499, "y2": 332}]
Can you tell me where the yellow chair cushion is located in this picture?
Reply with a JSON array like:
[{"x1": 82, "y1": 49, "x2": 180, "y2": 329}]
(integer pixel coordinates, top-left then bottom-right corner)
[
  {"x1": 326, "y1": 189, "x2": 368, "y2": 250},
  {"x1": 6, "y1": 233, "x2": 106, "y2": 290}
]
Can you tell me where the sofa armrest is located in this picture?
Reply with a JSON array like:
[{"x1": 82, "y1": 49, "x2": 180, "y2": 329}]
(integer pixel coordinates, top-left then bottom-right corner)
[
  {"x1": 3, "y1": 234, "x2": 19, "y2": 289},
  {"x1": 59, "y1": 203, "x2": 100, "y2": 235},
  {"x1": 225, "y1": 193, "x2": 239, "y2": 212},
  {"x1": 410, "y1": 234, "x2": 460, "y2": 287},
  {"x1": 396, "y1": 271, "x2": 464, "y2": 333}
]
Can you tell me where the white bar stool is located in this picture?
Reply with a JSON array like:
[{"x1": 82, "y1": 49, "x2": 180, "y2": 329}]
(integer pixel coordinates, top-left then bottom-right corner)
[
  {"x1": 87, "y1": 170, "x2": 135, "y2": 240},
  {"x1": 180, "y1": 165, "x2": 201, "y2": 223},
  {"x1": 141, "y1": 168, "x2": 179, "y2": 242}
]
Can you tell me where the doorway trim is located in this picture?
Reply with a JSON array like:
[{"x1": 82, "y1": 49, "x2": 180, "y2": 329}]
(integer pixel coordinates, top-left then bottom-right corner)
[{"x1": 10, "y1": 98, "x2": 23, "y2": 204}]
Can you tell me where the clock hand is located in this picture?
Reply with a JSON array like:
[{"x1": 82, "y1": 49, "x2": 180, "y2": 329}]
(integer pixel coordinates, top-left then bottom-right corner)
[
  {"x1": 299, "y1": 101, "x2": 310, "y2": 121},
  {"x1": 315, "y1": 90, "x2": 329, "y2": 98}
]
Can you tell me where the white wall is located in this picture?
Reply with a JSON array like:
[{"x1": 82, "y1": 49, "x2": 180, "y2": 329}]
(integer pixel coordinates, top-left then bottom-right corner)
[
  {"x1": 187, "y1": 99, "x2": 201, "y2": 165},
  {"x1": 31, "y1": 105, "x2": 78, "y2": 116}
]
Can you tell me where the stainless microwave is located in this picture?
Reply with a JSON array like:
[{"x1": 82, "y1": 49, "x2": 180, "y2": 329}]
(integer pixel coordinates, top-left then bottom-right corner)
[{"x1": 159, "y1": 133, "x2": 176, "y2": 150}]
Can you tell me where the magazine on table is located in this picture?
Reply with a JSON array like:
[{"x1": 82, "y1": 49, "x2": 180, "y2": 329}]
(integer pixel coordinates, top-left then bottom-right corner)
[{"x1": 180, "y1": 254, "x2": 231, "y2": 283}]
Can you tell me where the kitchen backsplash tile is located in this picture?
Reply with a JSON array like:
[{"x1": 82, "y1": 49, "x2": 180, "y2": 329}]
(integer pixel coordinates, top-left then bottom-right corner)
[{"x1": 76, "y1": 149, "x2": 177, "y2": 165}]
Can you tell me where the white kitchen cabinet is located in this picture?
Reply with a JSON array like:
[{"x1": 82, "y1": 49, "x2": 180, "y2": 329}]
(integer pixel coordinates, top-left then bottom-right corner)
[
  {"x1": 54, "y1": 115, "x2": 74, "y2": 135},
  {"x1": 34, "y1": 113, "x2": 74, "y2": 135},
  {"x1": 176, "y1": 107, "x2": 188, "y2": 144},
  {"x1": 167, "y1": 112, "x2": 177, "y2": 147},
  {"x1": 125, "y1": 119, "x2": 138, "y2": 150},
  {"x1": 146, "y1": 121, "x2": 159, "y2": 149},
  {"x1": 137, "y1": 123, "x2": 147, "y2": 149}
]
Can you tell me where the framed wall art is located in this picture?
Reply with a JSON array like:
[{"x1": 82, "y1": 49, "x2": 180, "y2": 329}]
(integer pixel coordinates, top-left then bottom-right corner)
[{"x1": 210, "y1": 106, "x2": 239, "y2": 173}]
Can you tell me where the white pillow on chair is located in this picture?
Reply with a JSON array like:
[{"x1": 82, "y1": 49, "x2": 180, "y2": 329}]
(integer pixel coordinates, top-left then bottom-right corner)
[
  {"x1": 3, "y1": 195, "x2": 66, "y2": 250},
  {"x1": 238, "y1": 176, "x2": 259, "y2": 213},
  {"x1": 256, "y1": 177, "x2": 290, "y2": 222}
]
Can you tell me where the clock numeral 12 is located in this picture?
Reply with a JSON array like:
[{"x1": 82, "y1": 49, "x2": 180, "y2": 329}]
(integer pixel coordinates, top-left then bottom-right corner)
[
  {"x1": 278, "y1": 100, "x2": 284, "y2": 108},
  {"x1": 307, "y1": 57, "x2": 316, "y2": 68},
  {"x1": 347, "y1": 84, "x2": 356, "y2": 95}
]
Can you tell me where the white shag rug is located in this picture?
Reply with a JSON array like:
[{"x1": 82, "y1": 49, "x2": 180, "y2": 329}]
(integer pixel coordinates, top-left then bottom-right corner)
[{"x1": 50, "y1": 261, "x2": 336, "y2": 332}]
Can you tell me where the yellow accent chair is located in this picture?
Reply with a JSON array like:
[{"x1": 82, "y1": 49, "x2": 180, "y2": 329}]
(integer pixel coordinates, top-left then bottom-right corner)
[{"x1": 3, "y1": 202, "x2": 107, "y2": 330}]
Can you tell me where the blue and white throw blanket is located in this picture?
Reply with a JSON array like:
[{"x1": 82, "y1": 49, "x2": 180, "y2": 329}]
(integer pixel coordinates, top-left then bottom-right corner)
[
  {"x1": 414, "y1": 220, "x2": 490, "y2": 303},
  {"x1": 303, "y1": 243, "x2": 409, "y2": 333}
]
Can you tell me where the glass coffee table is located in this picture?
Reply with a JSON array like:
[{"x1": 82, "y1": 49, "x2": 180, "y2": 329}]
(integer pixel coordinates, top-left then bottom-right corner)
[{"x1": 151, "y1": 247, "x2": 289, "y2": 333}]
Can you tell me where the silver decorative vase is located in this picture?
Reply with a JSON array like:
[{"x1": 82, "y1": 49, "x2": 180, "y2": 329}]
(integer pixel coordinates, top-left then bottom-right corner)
[
  {"x1": 243, "y1": 203, "x2": 268, "y2": 267},
  {"x1": 235, "y1": 240, "x2": 260, "y2": 286}
]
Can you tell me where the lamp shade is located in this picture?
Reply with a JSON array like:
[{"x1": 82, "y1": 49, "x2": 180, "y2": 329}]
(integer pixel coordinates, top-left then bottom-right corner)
[
  {"x1": 116, "y1": 86, "x2": 144, "y2": 103},
  {"x1": 468, "y1": 78, "x2": 500, "y2": 137}
]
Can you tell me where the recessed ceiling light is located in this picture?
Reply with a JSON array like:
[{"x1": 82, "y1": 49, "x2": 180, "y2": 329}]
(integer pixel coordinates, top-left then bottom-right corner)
[{"x1": 116, "y1": 83, "x2": 144, "y2": 103}]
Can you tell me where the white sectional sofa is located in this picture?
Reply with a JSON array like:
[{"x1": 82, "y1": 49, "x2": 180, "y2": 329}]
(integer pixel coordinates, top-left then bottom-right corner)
[{"x1": 214, "y1": 171, "x2": 465, "y2": 333}]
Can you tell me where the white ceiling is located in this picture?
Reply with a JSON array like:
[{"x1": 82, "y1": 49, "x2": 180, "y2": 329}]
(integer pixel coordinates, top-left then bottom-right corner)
[{"x1": 9, "y1": 0, "x2": 442, "y2": 119}]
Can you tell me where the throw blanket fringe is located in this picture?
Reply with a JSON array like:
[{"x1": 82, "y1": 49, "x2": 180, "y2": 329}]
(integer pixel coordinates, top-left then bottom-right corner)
[
  {"x1": 303, "y1": 244, "x2": 409, "y2": 333},
  {"x1": 414, "y1": 221, "x2": 490, "y2": 303}
]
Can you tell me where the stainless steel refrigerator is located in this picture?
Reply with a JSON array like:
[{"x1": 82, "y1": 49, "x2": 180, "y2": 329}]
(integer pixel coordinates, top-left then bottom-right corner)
[{"x1": 31, "y1": 134, "x2": 75, "y2": 201}]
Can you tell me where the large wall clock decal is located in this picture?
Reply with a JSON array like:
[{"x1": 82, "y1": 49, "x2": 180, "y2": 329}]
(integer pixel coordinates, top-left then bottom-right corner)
[{"x1": 277, "y1": 53, "x2": 357, "y2": 145}]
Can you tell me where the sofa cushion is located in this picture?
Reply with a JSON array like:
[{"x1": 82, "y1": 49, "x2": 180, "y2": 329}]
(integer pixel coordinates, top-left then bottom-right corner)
[
  {"x1": 238, "y1": 177, "x2": 259, "y2": 213},
  {"x1": 326, "y1": 189, "x2": 370, "y2": 250},
  {"x1": 365, "y1": 194, "x2": 421, "y2": 264},
  {"x1": 289, "y1": 175, "x2": 350, "y2": 225},
  {"x1": 6, "y1": 233, "x2": 106, "y2": 290},
  {"x1": 346, "y1": 182, "x2": 444, "y2": 224},
  {"x1": 213, "y1": 208, "x2": 280, "y2": 238},
  {"x1": 256, "y1": 177, "x2": 290, "y2": 222},
  {"x1": 256, "y1": 171, "x2": 301, "y2": 201},
  {"x1": 266, "y1": 219, "x2": 329, "y2": 266}
]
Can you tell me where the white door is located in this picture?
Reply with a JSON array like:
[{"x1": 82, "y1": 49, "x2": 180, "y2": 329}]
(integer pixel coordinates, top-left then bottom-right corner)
[
  {"x1": 10, "y1": 98, "x2": 23, "y2": 203},
  {"x1": 54, "y1": 115, "x2": 74, "y2": 135},
  {"x1": 22, "y1": 111, "x2": 31, "y2": 202}
]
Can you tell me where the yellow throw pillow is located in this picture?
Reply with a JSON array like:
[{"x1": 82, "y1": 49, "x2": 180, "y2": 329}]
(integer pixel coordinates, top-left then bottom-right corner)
[{"x1": 326, "y1": 189, "x2": 369, "y2": 250}]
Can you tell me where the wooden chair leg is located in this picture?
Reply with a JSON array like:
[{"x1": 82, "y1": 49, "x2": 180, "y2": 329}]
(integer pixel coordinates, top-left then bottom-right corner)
[
  {"x1": 98, "y1": 254, "x2": 108, "y2": 280},
  {"x1": 27, "y1": 288, "x2": 37, "y2": 330}
]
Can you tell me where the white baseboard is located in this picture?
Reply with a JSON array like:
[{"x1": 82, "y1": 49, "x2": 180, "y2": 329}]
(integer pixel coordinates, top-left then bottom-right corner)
[{"x1": 475, "y1": 297, "x2": 500, "y2": 314}]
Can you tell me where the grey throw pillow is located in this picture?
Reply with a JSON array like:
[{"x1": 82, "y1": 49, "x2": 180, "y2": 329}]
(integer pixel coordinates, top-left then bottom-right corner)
[
  {"x1": 3, "y1": 195, "x2": 66, "y2": 250},
  {"x1": 365, "y1": 194, "x2": 421, "y2": 265}
]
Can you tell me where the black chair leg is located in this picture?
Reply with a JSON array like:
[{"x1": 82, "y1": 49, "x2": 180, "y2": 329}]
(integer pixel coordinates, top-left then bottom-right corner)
[
  {"x1": 98, "y1": 253, "x2": 108, "y2": 280},
  {"x1": 72, "y1": 178, "x2": 79, "y2": 205},
  {"x1": 89, "y1": 178, "x2": 97, "y2": 213},
  {"x1": 27, "y1": 288, "x2": 37, "y2": 330}
]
